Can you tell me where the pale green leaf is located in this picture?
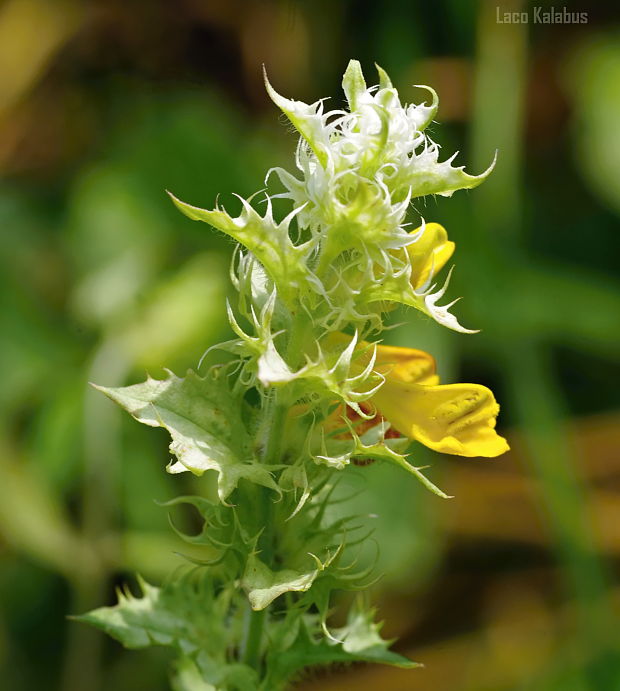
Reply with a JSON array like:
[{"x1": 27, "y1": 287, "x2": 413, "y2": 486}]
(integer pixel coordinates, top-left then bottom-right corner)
[
  {"x1": 167, "y1": 191, "x2": 309, "y2": 306},
  {"x1": 334, "y1": 604, "x2": 419, "y2": 666},
  {"x1": 264, "y1": 616, "x2": 418, "y2": 688},
  {"x1": 362, "y1": 266, "x2": 478, "y2": 334},
  {"x1": 78, "y1": 574, "x2": 258, "y2": 689},
  {"x1": 403, "y1": 150, "x2": 496, "y2": 199},
  {"x1": 95, "y1": 370, "x2": 279, "y2": 502},
  {"x1": 375, "y1": 62, "x2": 393, "y2": 90},
  {"x1": 242, "y1": 552, "x2": 318, "y2": 611},
  {"x1": 317, "y1": 421, "x2": 451, "y2": 499},
  {"x1": 407, "y1": 84, "x2": 439, "y2": 131},
  {"x1": 263, "y1": 69, "x2": 330, "y2": 167},
  {"x1": 75, "y1": 573, "x2": 224, "y2": 653},
  {"x1": 342, "y1": 59, "x2": 367, "y2": 112}
]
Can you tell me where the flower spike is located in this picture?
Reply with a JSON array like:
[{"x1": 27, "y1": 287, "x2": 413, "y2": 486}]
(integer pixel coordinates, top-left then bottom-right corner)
[{"x1": 85, "y1": 61, "x2": 507, "y2": 688}]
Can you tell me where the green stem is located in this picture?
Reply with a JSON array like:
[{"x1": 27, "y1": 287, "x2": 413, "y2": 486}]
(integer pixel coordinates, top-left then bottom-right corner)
[
  {"x1": 244, "y1": 608, "x2": 266, "y2": 670},
  {"x1": 262, "y1": 392, "x2": 287, "y2": 467},
  {"x1": 242, "y1": 388, "x2": 289, "y2": 677},
  {"x1": 241, "y1": 306, "x2": 312, "y2": 678}
]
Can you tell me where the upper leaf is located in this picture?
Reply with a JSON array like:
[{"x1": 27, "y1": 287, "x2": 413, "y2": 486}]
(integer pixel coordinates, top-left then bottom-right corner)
[
  {"x1": 398, "y1": 148, "x2": 496, "y2": 200},
  {"x1": 342, "y1": 59, "x2": 367, "y2": 112},
  {"x1": 264, "y1": 69, "x2": 332, "y2": 167},
  {"x1": 168, "y1": 191, "x2": 310, "y2": 306}
]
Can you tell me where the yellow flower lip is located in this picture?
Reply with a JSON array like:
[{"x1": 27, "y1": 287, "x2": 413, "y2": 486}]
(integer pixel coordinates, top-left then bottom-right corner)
[
  {"x1": 372, "y1": 378, "x2": 510, "y2": 458},
  {"x1": 328, "y1": 334, "x2": 510, "y2": 459}
]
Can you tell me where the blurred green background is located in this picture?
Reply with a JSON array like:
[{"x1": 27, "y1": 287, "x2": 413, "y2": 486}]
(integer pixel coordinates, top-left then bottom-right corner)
[{"x1": 1, "y1": 0, "x2": 619, "y2": 689}]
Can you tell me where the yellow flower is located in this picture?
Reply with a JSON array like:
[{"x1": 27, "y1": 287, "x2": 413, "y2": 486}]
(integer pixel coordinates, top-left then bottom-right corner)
[
  {"x1": 405, "y1": 222, "x2": 455, "y2": 290},
  {"x1": 328, "y1": 335, "x2": 509, "y2": 458}
]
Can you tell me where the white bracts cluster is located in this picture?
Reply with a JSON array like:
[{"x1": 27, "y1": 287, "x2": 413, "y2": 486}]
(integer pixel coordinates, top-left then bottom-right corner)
[{"x1": 169, "y1": 59, "x2": 495, "y2": 409}]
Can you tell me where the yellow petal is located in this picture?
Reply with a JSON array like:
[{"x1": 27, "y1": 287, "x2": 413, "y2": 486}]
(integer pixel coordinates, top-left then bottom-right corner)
[
  {"x1": 406, "y1": 222, "x2": 455, "y2": 290},
  {"x1": 325, "y1": 333, "x2": 439, "y2": 385},
  {"x1": 374, "y1": 344, "x2": 439, "y2": 385},
  {"x1": 372, "y1": 380, "x2": 509, "y2": 457}
]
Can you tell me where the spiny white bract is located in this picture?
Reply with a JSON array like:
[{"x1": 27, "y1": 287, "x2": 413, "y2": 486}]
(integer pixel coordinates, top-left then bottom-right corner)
[{"x1": 171, "y1": 60, "x2": 492, "y2": 341}]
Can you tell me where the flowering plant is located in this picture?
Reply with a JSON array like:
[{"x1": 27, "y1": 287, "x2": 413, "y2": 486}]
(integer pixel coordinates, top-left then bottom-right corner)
[{"x1": 78, "y1": 60, "x2": 508, "y2": 690}]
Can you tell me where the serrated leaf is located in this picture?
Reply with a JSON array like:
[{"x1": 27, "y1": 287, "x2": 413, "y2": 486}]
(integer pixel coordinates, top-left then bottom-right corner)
[
  {"x1": 334, "y1": 604, "x2": 419, "y2": 667},
  {"x1": 263, "y1": 69, "x2": 331, "y2": 167},
  {"x1": 402, "y1": 149, "x2": 496, "y2": 199},
  {"x1": 95, "y1": 370, "x2": 279, "y2": 502},
  {"x1": 168, "y1": 191, "x2": 309, "y2": 305},
  {"x1": 264, "y1": 615, "x2": 418, "y2": 688},
  {"x1": 78, "y1": 573, "x2": 258, "y2": 689},
  {"x1": 362, "y1": 264, "x2": 477, "y2": 334},
  {"x1": 75, "y1": 573, "x2": 224, "y2": 653}
]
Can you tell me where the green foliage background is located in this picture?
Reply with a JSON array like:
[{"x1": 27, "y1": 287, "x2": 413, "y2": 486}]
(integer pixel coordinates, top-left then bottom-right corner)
[{"x1": 0, "y1": 1, "x2": 618, "y2": 689}]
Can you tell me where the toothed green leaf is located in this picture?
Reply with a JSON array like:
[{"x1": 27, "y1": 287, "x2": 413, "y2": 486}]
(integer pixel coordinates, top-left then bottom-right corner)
[
  {"x1": 95, "y1": 370, "x2": 279, "y2": 502},
  {"x1": 167, "y1": 192, "x2": 310, "y2": 305},
  {"x1": 78, "y1": 574, "x2": 258, "y2": 690},
  {"x1": 264, "y1": 614, "x2": 418, "y2": 688},
  {"x1": 400, "y1": 150, "x2": 496, "y2": 199},
  {"x1": 334, "y1": 604, "x2": 419, "y2": 666},
  {"x1": 263, "y1": 71, "x2": 331, "y2": 167},
  {"x1": 76, "y1": 573, "x2": 224, "y2": 652}
]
